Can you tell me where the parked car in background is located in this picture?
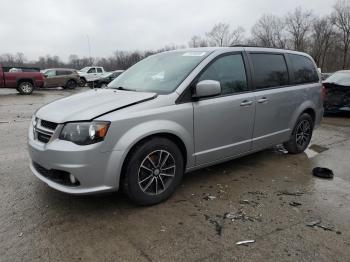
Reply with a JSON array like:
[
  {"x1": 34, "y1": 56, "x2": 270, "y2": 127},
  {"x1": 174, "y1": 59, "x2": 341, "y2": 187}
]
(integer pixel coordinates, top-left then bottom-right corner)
[
  {"x1": 323, "y1": 70, "x2": 350, "y2": 113},
  {"x1": 321, "y1": 72, "x2": 333, "y2": 80},
  {"x1": 88, "y1": 70, "x2": 124, "y2": 88},
  {"x1": 78, "y1": 66, "x2": 106, "y2": 86},
  {"x1": 41, "y1": 68, "x2": 80, "y2": 89},
  {"x1": 28, "y1": 47, "x2": 323, "y2": 205},
  {"x1": 0, "y1": 65, "x2": 44, "y2": 94}
]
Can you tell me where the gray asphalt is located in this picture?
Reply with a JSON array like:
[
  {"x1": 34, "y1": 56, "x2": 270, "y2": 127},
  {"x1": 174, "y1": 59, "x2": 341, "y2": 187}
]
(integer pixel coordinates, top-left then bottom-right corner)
[{"x1": 1, "y1": 87, "x2": 349, "y2": 262}]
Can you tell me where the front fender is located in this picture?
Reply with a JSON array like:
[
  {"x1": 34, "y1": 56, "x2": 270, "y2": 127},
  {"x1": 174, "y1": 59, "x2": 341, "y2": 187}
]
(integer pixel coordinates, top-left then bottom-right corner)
[{"x1": 112, "y1": 119, "x2": 194, "y2": 170}]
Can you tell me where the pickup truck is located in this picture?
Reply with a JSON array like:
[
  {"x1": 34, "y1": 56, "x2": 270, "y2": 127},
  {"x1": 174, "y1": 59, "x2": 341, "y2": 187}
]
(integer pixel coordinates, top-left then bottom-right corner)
[
  {"x1": 78, "y1": 66, "x2": 106, "y2": 86},
  {"x1": 0, "y1": 66, "x2": 45, "y2": 94}
]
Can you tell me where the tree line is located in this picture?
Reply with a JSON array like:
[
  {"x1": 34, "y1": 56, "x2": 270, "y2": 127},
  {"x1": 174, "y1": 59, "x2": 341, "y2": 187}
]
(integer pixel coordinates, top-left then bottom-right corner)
[{"x1": 1, "y1": 0, "x2": 349, "y2": 73}]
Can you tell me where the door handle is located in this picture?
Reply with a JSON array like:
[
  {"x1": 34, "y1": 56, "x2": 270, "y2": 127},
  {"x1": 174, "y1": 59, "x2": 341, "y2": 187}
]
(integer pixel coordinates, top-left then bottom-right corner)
[
  {"x1": 257, "y1": 97, "x2": 268, "y2": 103},
  {"x1": 240, "y1": 100, "x2": 253, "y2": 106}
]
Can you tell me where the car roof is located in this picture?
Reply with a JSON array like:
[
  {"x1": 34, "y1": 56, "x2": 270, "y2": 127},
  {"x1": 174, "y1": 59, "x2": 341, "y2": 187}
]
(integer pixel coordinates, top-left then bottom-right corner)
[
  {"x1": 167, "y1": 46, "x2": 311, "y2": 57},
  {"x1": 44, "y1": 68, "x2": 77, "y2": 71},
  {"x1": 335, "y1": 70, "x2": 350, "y2": 73}
]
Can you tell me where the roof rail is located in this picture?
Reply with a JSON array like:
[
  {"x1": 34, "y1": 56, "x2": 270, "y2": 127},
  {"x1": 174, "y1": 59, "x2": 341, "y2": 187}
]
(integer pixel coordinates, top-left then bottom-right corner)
[{"x1": 230, "y1": 44, "x2": 298, "y2": 52}]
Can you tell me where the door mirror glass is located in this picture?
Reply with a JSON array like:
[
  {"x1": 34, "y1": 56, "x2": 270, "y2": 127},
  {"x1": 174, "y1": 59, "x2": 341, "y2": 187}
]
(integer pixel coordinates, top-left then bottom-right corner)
[{"x1": 194, "y1": 80, "x2": 221, "y2": 98}]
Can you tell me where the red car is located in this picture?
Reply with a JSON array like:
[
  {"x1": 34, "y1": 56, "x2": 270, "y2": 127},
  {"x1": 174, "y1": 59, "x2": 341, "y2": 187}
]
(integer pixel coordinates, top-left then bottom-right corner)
[{"x1": 0, "y1": 66, "x2": 45, "y2": 95}]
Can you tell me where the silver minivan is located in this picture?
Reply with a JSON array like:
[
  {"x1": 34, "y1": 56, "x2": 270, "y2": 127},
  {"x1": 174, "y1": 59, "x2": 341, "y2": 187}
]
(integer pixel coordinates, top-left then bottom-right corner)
[{"x1": 28, "y1": 47, "x2": 324, "y2": 205}]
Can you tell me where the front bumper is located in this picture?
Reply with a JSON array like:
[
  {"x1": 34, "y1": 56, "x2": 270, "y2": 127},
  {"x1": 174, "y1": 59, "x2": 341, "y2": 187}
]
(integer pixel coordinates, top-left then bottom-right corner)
[{"x1": 28, "y1": 124, "x2": 124, "y2": 194}]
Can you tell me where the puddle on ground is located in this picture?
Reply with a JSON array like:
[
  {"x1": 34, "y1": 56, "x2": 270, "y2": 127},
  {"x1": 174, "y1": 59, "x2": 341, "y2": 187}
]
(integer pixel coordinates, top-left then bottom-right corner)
[{"x1": 305, "y1": 144, "x2": 329, "y2": 158}]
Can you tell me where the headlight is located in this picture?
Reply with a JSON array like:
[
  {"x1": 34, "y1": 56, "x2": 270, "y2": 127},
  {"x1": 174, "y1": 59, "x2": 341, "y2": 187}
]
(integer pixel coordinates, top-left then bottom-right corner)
[
  {"x1": 59, "y1": 121, "x2": 110, "y2": 145},
  {"x1": 31, "y1": 115, "x2": 38, "y2": 127}
]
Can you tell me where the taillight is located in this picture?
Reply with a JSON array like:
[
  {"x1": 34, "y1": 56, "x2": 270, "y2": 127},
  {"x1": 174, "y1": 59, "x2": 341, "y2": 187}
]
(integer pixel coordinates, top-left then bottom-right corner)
[{"x1": 321, "y1": 85, "x2": 327, "y2": 101}]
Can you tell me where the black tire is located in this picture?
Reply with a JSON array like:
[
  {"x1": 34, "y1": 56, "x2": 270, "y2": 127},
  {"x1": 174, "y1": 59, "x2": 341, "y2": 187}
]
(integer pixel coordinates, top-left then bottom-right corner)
[
  {"x1": 79, "y1": 78, "x2": 86, "y2": 87},
  {"x1": 17, "y1": 81, "x2": 34, "y2": 95},
  {"x1": 65, "y1": 80, "x2": 77, "y2": 90},
  {"x1": 122, "y1": 137, "x2": 184, "y2": 205},
  {"x1": 283, "y1": 113, "x2": 314, "y2": 154}
]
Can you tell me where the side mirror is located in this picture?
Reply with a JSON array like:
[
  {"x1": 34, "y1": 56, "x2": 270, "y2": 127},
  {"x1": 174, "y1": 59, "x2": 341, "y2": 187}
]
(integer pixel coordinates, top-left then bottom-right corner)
[{"x1": 193, "y1": 80, "x2": 221, "y2": 98}]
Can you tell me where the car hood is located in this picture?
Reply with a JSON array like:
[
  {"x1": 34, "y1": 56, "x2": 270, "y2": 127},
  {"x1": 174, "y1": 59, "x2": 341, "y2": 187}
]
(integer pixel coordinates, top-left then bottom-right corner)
[{"x1": 36, "y1": 89, "x2": 157, "y2": 123}]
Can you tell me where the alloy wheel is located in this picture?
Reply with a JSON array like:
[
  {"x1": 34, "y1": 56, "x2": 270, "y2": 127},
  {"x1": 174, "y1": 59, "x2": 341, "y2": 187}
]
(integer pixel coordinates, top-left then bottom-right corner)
[
  {"x1": 138, "y1": 150, "x2": 176, "y2": 195},
  {"x1": 296, "y1": 120, "x2": 311, "y2": 147}
]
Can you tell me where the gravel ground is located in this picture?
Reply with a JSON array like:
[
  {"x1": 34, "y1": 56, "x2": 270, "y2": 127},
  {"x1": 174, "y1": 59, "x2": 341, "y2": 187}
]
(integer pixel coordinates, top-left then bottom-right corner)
[{"x1": 0, "y1": 87, "x2": 350, "y2": 262}]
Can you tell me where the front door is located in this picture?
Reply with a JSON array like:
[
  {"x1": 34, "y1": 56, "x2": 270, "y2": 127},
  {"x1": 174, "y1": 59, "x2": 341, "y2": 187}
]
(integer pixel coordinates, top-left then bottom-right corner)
[
  {"x1": 44, "y1": 70, "x2": 61, "y2": 87},
  {"x1": 193, "y1": 53, "x2": 255, "y2": 165}
]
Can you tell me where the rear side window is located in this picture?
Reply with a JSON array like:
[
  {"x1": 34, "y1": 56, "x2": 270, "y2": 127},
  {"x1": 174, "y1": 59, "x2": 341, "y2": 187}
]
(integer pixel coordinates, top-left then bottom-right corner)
[
  {"x1": 250, "y1": 53, "x2": 289, "y2": 89},
  {"x1": 56, "y1": 70, "x2": 71, "y2": 76},
  {"x1": 289, "y1": 54, "x2": 319, "y2": 84},
  {"x1": 97, "y1": 68, "x2": 103, "y2": 73},
  {"x1": 198, "y1": 54, "x2": 248, "y2": 95}
]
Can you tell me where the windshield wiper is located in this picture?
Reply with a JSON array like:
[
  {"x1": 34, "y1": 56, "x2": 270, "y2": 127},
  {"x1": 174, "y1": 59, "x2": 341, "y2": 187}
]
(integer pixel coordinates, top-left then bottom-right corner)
[{"x1": 115, "y1": 86, "x2": 136, "y2": 91}]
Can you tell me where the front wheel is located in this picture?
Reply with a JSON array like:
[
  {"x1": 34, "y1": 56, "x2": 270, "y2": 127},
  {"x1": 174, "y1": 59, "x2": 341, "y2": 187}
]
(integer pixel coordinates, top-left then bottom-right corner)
[
  {"x1": 17, "y1": 81, "x2": 34, "y2": 95},
  {"x1": 283, "y1": 113, "x2": 314, "y2": 154},
  {"x1": 122, "y1": 137, "x2": 184, "y2": 205},
  {"x1": 79, "y1": 78, "x2": 86, "y2": 87}
]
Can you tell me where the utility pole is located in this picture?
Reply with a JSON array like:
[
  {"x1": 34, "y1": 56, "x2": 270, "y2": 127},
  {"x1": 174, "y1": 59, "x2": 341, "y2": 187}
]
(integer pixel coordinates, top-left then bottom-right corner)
[{"x1": 86, "y1": 34, "x2": 92, "y2": 64}]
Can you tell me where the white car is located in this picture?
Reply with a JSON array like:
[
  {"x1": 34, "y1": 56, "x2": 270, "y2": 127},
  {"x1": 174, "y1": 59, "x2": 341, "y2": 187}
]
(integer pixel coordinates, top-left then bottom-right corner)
[{"x1": 78, "y1": 66, "x2": 105, "y2": 86}]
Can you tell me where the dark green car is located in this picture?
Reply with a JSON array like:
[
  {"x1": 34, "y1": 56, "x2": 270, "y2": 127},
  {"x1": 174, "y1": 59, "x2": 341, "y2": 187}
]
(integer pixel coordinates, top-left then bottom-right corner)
[{"x1": 88, "y1": 70, "x2": 124, "y2": 88}]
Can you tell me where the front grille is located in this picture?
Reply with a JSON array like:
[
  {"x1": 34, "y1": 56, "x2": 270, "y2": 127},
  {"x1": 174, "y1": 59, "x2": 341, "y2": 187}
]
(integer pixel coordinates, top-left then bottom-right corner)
[
  {"x1": 33, "y1": 162, "x2": 80, "y2": 186},
  {"x1": 37, "y1": 131, "x2": 51, "y2": 143},
  {"x1": 40, "y1": 120, "x2": 58, "y2": 131},
  {"x1": 34, "y1": 118, "x2": 58, "y2": 144}
]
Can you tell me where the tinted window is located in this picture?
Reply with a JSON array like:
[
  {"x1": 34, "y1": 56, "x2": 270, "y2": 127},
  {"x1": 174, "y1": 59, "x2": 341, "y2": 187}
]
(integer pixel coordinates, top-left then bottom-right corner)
[
  {"x1": 289, "y1": 54, "x2": 319, "y2": 84},
  {"x1": 88, "y1": 68, "x2": 96, "y2": 73},
  {"x1": 56, "y1": 70, "x2": 71, "y2": 76},
  {"x1": 251, "y1": 53, "x2": 288, "y2": 89},
  {"x1": 198, "y1": 54, "x2": 248, "y2": 95},
  {"x1": 97, "y1": 68, "x2": 103, "y2": 73}
]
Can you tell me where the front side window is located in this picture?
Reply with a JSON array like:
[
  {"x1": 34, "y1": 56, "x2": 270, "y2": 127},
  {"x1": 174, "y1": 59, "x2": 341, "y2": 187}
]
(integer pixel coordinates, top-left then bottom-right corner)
[
  {"x1": 88, "y1": 68, "x2": 96, "y2": 73},
  {"x1": 45, "y1": 70, "x2": 56, "y2": 77},
  {"x1": 250, "y1": 53, "x2": 289, "y2": 89},
  {"x1": 198, "y1": 54, "x2": 248, "y2": 95},
  {"x1": 108, "y1": 51, "x2": 209, "y2": 94},
  {"x1": 289, "y1": 54, "x2": 319, "y2": 84}
]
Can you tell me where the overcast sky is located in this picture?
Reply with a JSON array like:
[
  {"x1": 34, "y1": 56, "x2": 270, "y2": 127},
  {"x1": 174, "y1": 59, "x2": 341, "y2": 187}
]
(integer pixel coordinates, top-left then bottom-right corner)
[{"x1": 0, "y1": 0, "x2": 335, "y2": 61}]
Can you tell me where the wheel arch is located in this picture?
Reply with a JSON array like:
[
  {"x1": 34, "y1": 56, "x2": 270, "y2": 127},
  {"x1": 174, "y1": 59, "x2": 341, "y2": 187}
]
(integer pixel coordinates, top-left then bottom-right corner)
[
  {"x1": 289, "y1": 101, "x2": 317, "y2": 131},
  {"x1": 17, "y1": 78, "x2": 34, "y2": 87},
  {"x1": 117, "y1": 129, "x2": 191, "y2": 189}
]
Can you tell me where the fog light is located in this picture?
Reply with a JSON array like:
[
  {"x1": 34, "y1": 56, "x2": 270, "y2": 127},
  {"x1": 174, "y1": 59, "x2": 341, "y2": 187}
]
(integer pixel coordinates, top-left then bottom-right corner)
[{"x1": 69, "y1": 174, "x2": 77, "y2": 184}]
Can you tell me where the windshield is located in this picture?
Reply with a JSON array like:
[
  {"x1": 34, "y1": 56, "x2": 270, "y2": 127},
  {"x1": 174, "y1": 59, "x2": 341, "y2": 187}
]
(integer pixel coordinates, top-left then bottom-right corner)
[
  {"x1": 80, "y1": 67, "x2": 89, "y2": 73},
  {"x1": 324, "y1": 71, "x2": 350, "y2": 86},
  {"x1": 108, "y1": 51, "x2": 209, "y2": 94}
]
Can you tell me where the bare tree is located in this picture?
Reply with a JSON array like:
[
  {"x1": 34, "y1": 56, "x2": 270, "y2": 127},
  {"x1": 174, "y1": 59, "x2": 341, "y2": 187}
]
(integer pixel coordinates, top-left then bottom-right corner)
[
  {"x1": 206, "y1": 23, "x2": 245, "y2": 46},
  {"x1": 189, "y1": 35, "x2": 201, "y2": 48},
  {"x1": 332, "y1": 0, "x2": 350, "y2": 69},
  {"x1": 251, "y1": 14, "x2": 287, "y2": 48},
  {"x1": 311, "y1": 17, "x2": 335, "y2": 68},
  {"x1": 285, "y1": 7, "x2": 314, "y2": 51}
]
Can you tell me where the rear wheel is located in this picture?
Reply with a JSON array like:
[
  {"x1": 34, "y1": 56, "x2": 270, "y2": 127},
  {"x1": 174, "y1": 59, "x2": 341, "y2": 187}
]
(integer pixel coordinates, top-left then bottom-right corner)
[
  {"x1": 65, "y1": 80, "x2": 77, "y2": 90},
  {"x1": 283, "y1": 113, "x2": 313, "y2": 154},
  {"x1": 122, "y1": 137, "x2": 184, "y2": 205},
  {"x1": 17, "y1": 81, "x2": 34, "y2": 95}
]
